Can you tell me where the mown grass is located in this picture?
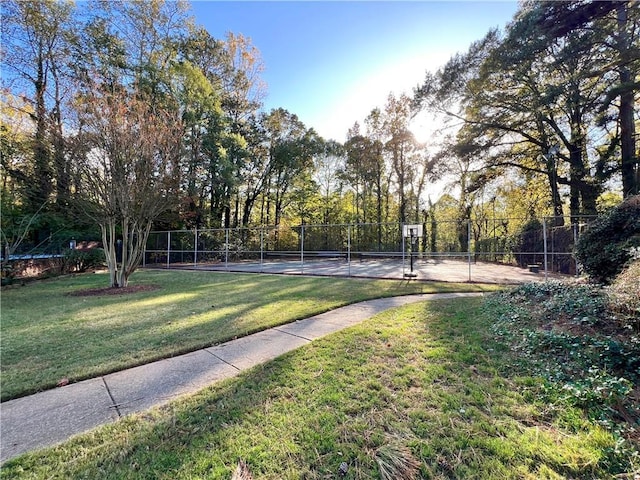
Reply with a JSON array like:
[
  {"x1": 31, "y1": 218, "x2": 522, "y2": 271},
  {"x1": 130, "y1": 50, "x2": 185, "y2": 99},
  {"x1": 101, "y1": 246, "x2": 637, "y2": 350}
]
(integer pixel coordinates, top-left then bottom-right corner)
[
  {"x1": 3, "y1": 296, "x2": 636, "y2": 479},
  {"x1": 0, "y1": 269, "x2": 495, "y2": 401}
]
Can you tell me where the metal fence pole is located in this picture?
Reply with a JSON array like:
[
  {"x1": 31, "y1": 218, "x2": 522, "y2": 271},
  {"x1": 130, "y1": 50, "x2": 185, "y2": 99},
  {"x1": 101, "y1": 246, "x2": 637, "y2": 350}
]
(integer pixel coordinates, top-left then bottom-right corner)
[
  {"x1": 301, "y1": 225, "x2": 305, "y2": 274},
  {"x1": 402, "y1": 225, "x2": 406, "y2": 277},
  {"x1": 194, "y1": 228, "x2": 198, "y2": 267},
  {"x1": 543, "y1": 217, "x2": 548, "y2": 281},
  {"x1": 347, "y1": 224, "x2": 351, "y2": 277},
  {"x1": 260, "y1": 227, "x2": 264, "y2": 273},
  {"x1": 467, "y1": 219, "x2": 472, "y2": 282},
  {"x1": 225, "y1": 228, "x2": 229, "y2": 271},
  {"x1": 167, "y1": 231, "x2": 171, "y2": 268}
]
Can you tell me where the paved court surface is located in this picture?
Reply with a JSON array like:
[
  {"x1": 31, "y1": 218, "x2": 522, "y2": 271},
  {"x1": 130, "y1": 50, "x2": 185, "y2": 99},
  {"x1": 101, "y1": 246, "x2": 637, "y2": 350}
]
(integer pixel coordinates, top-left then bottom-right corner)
[
  {"x1": 0, "y1": 292, "x2": 483, "y2": 464},
  {"x1": 165, "y1": 257, "x2": 564, "y2": 284}
]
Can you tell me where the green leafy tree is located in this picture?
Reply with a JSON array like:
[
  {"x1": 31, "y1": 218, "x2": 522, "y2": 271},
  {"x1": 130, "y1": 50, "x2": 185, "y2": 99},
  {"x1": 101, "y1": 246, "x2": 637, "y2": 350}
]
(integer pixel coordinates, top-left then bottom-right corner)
[
  {"x1": 177, "y1": 28, "x2": 265, "y2": 229},
  {"x1": 170, "y1": 55, "x2": 225, "y2": 228},
  {"x1": 363, "y1": 109, "x2": 392, "y2": 230},
  {"x1": 314, "y1": 140, "x2": 347, "y2": 225},
  {"x1": 519, "y1": 0, "x2": 639, "y2": 197},
  {"x1": 414, "y1": 1, "x2": 639, "y2": 222},
  {"x1": 344, "y1": 122, "x2": 375, "y2": 224},
  {"x1": 260, "y1": 108, "x2": 321, "y2": 227},
  {"x1": 383, "y1": 93, "x2": 425, "y2": 225},
  {"x1": 1, "y1": 0, "x2": 76, "y2": 211}
]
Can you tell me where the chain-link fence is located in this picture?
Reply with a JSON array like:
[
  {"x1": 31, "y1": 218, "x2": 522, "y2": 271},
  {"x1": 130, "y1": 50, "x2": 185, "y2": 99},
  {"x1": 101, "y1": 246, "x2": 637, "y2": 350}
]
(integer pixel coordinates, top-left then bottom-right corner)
[{"x1": 145, "y1": 216, "x2": 596, "y2": 283}]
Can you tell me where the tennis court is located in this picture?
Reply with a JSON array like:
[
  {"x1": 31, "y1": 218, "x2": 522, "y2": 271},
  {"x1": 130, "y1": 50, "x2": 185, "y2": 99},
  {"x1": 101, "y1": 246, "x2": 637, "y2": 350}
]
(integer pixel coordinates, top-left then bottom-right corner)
[
  {"x1": 144, "y1": 220, "x2": 582, "y2": 284},
  {"x1": 173, "y1": 257, "x2": 553, "y2": 284}
]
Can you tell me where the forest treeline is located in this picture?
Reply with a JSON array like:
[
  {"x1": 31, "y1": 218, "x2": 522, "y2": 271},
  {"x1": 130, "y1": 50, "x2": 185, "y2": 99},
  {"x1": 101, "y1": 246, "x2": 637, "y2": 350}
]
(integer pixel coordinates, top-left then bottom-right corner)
[{"x1": 1, "y1": 0, "x2": 638, "y2": 251}]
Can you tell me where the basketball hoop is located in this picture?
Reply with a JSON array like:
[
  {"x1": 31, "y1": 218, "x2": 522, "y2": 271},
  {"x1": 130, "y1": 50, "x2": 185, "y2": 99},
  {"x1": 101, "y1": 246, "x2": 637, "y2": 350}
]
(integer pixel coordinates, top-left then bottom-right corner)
[{"x1": 403, "y1": 224, "x2": 422, "y2": 278}]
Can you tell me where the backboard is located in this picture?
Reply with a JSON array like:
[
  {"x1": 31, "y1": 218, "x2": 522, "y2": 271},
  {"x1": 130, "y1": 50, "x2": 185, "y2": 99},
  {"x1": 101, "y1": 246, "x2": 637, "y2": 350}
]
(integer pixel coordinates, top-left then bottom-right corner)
[{"x1": 402, "y1": 224, "x2": 423, "y2": 238}]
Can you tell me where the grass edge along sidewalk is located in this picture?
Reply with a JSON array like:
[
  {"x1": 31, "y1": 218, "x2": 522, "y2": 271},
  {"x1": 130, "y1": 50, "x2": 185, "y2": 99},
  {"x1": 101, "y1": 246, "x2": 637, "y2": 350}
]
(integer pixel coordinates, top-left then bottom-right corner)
[
  {"x1": 2, "y1": 296, "x2": 636, "y2": 479},
  {"x1": 0, "y1": 270, "x2": 498, "y2": 401},
  {"x1": 0, "y1": 292, "x2": 482, "y2": 464}
]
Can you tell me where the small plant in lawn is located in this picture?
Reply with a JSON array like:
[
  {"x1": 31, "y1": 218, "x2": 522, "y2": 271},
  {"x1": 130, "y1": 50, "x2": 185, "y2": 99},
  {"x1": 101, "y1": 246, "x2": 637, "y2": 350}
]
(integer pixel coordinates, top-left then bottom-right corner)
[
  {"x1": 374, "y1": 440, "x2": 421, "y2": 480},
  {"x1": 561, "y1": 367, "x2": 632, "y2": 412}
]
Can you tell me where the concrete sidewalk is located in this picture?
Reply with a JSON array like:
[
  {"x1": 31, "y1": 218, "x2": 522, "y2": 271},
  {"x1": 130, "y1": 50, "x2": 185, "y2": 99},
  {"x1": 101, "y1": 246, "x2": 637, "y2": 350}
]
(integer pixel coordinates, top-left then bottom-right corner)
[{"x1": 1, "y1": 292, "x2": 483, "y2": 464}]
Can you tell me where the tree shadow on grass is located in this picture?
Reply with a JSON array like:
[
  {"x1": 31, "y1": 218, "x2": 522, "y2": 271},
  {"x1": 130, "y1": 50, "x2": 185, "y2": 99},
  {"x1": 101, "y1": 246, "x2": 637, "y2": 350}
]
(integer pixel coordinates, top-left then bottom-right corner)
[
  {"x1": 4, "y1": 298, "x2": 630, "y2": 479},
  {"x1": 1, "y1": 270, "x2": 444, "y2": 401}
]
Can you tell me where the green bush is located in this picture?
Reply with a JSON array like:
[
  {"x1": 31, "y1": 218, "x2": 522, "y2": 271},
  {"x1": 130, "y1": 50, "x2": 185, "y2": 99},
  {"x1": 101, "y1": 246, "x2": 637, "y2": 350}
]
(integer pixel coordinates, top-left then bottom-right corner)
[
  {"x1": 575, "y1": 195, "x2": 640, "y2": 284},
  {"x1": 608, "y1": 259, "x2": 640, "y2": 330},
  {"x1": 63, "y1": 248, "x2": 105, "y2": 273},
  {"x1": 514, "y1": 219, "x2": 544, "y2": 268}
]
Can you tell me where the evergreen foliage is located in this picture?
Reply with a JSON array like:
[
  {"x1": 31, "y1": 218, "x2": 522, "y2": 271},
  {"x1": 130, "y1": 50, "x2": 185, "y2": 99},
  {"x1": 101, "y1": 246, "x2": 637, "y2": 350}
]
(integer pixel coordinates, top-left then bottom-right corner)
[{"x1": 575, "y1": 195, "x2": 640, "y2": 283}]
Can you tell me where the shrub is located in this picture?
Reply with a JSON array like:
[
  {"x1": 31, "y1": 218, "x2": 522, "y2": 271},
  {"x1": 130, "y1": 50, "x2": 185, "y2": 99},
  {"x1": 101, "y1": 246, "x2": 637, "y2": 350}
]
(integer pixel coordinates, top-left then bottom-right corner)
[
  {"x1": 607, "y1": 259, "x2": 640, "y2": 330},
  {"x1": 575, "y1": 195, "x2": 640, "y2": 284},
  {"x1": 514, "y1": 219, "x2": 544, "y2": 268},
  {"x1": 63, "y1": 248, "x2": 105, "y2": 273}
]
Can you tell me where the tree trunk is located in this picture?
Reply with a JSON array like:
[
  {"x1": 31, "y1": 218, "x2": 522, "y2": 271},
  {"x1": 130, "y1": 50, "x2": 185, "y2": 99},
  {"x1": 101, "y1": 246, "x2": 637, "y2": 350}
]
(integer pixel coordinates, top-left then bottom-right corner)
[
  {"x1": 101, "y1": 220, "x2": 118, "y2": 288},
  {"x1": 580, "y1": 181, "x2": 600, "y2": 217},
  {"x1": 242, "y1": 196, "x2": 254, "y2": 228},
  {"x1": 33, "y1": 47, "x2": 52, "y2": 210},
  {"x1": 617, "y1": 3, "x2": 639, "y2": 197},
  {"x1": 546, "y1": 160, "x2": 564, "y2": 227},
  {"x1": 567, "y1": 116, "x2": 586, "y2": 220},
  {"x1": 51, "y1": 63, "x2": 69, "y2": 208}
]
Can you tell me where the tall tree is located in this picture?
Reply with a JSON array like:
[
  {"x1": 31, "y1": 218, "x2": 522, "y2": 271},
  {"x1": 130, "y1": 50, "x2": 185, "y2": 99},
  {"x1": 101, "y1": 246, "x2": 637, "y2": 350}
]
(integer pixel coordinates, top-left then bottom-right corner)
[
  {"x1": 169, "y1": 55, "x2": 225, "y2": 228},
  {"x1": 521, "y1": 0, "x2": 639, "y2": 197},
  {"x1": 314, "y1": 140, "x2": 346, "y2": 225},
  {"x1": 237, "y1": 116, "x2": 270, "y2": 227},
  {"x1": 414, "y1": 1, "x2": 637, "y2": 221},
  {"x1": 261, "y1": 109, "x2": 320, "y2": 227},
  {"x1": 364, "y1": 109, "x2": 391, "y2": 231},
  {"x1": 1, "y1": 0, "x2": 75, "y2": 211},
  {"x1": 383, "y1": 93, "x2": 427, "y2": 224},
  {"x1": 90, "y1": 0, "x2": 191, "y2": 97},
  {"x1": 613, "y1": 2, "x2": 640, "y2": 196},
  {"x1": 77, "y1": 84, "x2": 182, "y2": 287},
  {"x1": 219, "y1": 32, "x2": 266, "y2": 228},
  {"x1": 176, "y1": 28, "x2": 266, "y2": 228},
  {"x1": 344, "y1": 122, "x2": 372, "y2": 224}
]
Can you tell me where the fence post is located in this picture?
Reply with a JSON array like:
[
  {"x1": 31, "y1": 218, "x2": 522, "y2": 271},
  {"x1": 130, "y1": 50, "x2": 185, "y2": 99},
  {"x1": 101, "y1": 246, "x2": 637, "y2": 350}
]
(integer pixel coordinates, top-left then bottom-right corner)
[
  {"x1": 402, "y1": 225, "x2": 406, "y2": 277},
  {"x1": 194, "y1": 228, "x2": 198, "y2": 267},
  {"x1": 347, "y1": 224, "x2": 351, "y2": 277},
  {"x1": 467, "y1": 219, "x2": 472, "y2": 282},
  {"x1": 301, "y1": 225, "x2": 305, "y2": 274},
  {"x1": 543, "y1": 217, "x2": 548, "y2": 281},
  {"x1": 260, "y1": 227, "x2": 264, "y2": 273},
  {"x1": 225, "y1": 228, "x2": 229, "y2": 271},
  {"x1": 236, "y1": 227, "x2": 241, "y2": 264},
  {"x1": 167, "y1": 231, "x2": 171, "y2": 268},
  {"x1": 573, "y1": 222, "x2": 579, "y2": 277}
]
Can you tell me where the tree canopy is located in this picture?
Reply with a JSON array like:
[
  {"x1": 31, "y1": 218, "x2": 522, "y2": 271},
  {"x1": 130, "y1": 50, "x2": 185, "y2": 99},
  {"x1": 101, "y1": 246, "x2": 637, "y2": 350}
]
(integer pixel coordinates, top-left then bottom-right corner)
[{"x1": 1, "y1": 0, "x2": 637, "y2": 284}]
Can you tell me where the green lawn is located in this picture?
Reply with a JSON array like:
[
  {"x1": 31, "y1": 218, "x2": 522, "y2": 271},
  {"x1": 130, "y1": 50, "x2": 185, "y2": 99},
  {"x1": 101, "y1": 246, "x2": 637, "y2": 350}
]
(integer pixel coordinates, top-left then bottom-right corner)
[
  {"x1": 3, "y1": 297, "x2": 634, "y2": 479},
  {"x1": 0, "y1": 269, "x2": 495, "y2": 401}
]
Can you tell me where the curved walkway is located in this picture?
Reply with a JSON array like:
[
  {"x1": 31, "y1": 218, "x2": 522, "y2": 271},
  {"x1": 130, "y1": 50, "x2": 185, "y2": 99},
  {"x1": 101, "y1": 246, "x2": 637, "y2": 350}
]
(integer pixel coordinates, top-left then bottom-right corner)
[{"x1": 1, "y1": 292, "x2": 483, "y2": 464}]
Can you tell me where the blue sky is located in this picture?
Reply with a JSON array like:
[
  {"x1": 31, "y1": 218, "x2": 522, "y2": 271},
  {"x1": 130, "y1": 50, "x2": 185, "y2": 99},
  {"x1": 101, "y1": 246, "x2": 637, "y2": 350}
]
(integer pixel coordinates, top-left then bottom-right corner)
[{"x1": 190, "y1": 1, "x2": 519, "y2": 142}]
